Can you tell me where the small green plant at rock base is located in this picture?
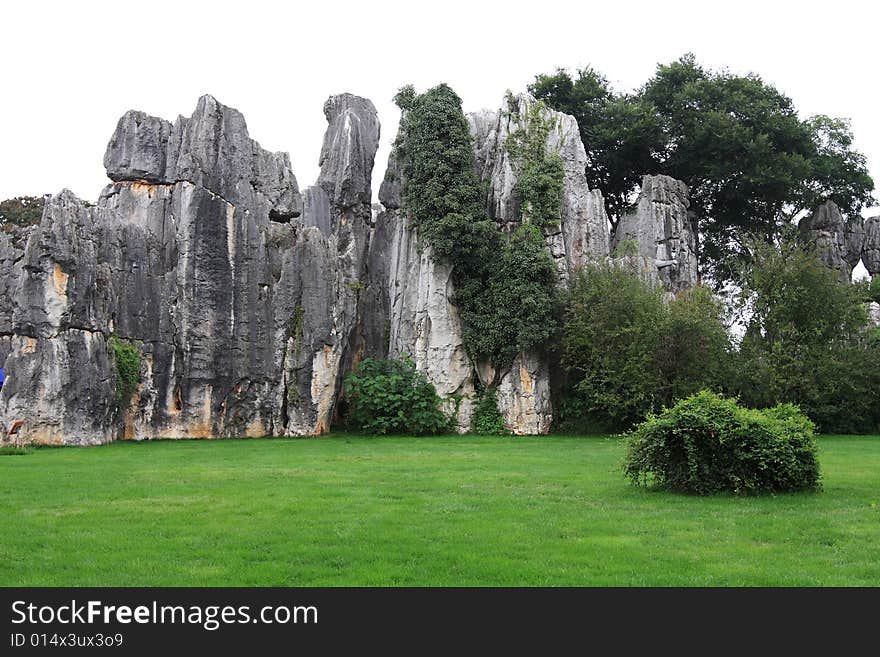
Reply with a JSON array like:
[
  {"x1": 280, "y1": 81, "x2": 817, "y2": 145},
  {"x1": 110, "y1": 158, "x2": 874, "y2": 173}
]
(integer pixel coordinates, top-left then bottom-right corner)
[
  {"x1": 470, "y1": 388, "x2": 509, "y2": 436},
  {"x1": 110, "y1": 335, "x2": 141, "y2": 409},
  {"x1": 623, "y1": 390, "x2": 821, "y2": 495},
  {"x1": 344, "y1": 357, "x2": 451, "y2": 435}
]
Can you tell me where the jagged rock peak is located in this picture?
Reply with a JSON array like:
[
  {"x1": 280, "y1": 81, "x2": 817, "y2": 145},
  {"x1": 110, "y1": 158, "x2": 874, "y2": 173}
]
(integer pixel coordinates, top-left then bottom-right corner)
[
  {"x1": 317, "y1": 94, "x2": 380, "y2": 208},
  {"x1": 861, "y1": 215, "x2": 880, "y2": 276},
  {"x1": 798, "y1": 200, "x2": 864, "y2": 282},
  {"x1": 104, "y1": 94, "x2": 302, "y2": 218},
  {"x1": 612, "y1": 174, "x2": 698, "y2": 292},
  {"x1": 468, "y1": 92, "x2": 610, "y2": 283}
]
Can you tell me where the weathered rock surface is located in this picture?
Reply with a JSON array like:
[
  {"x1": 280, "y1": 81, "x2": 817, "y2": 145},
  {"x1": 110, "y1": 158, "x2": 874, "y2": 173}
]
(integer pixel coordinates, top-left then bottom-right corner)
[
  {"x1": 0, "y1": 225, "x2": 35, "y2": 373},
  {"x1": 1, "y1": 94, "x2": 378, "y2": 444},
  {"x1": 867, "y1": 302, "x2": 880, "y2": 328},
  {"x1": 798, "y1": 200, "x2": 865, "y2": 282},
  {"x1": 862, "y1": 215, "x2": 880, "y2": 276},
  {"x1": 1, "y1": 89, "x2": 702, "y2": 444},
  {"x1": 469, "y1": 94, "x2": 610, "y2": 282},
  {"x1": 611, "y1": 175, "x2": 698, "y2": 292}
]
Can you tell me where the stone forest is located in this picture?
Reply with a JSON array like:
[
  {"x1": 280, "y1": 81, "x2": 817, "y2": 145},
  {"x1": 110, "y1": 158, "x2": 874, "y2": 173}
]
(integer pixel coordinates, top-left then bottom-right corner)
[{"x1": 1, "y1": 66, "x2": 879, "y2": 446}]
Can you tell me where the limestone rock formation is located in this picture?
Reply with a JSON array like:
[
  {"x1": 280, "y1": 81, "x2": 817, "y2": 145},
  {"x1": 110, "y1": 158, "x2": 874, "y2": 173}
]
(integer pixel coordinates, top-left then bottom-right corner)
[
  {"x1": 862, "y1": 215, "x2": 880, "y2": 276},
  {"x1": 0, "y1": 89, "x2": 701, "y2": 444},
  {"x1": 798, "y1": 200, "x2": 865, "y2": 282},
  {"x1": 361, "y1": 126, "x2": 477, "y2": 431},
  {"x1": 469, "y1": 94, "x2": 610, "y2": 282},
  {"x1": 0, "y1": 225, "x2": 32, "y2": 367},
  {"x1": 0, "y1": 94, "x2": 378, "y2": 444},
  {"x1": 611, "y1": 175, "x2": 698, "y2": 292}
]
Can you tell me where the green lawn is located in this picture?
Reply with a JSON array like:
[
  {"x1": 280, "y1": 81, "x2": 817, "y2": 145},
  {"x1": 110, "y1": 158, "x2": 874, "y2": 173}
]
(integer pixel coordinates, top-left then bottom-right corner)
[{"x1": 1, "y1": 435, "x2": 878, "y2": 586}]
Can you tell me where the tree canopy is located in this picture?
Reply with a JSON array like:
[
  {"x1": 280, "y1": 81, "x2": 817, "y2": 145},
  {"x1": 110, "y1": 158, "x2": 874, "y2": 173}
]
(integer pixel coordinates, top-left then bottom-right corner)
[
  {"x1": 0, "y1": 195, "x2": 47, "y2": 229},
  {"x1": 530, "y1": 54, "x2": 875, "y2": 285}
]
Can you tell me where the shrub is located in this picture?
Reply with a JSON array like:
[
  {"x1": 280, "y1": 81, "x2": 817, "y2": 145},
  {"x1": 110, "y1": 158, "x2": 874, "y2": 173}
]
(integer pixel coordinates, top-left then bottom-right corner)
[
  {"x1": 470, "y1": 388, "x2": 509, "y2": 435},
  {"x1": 623, "y1": 390, "x2": 821, "y2": 495},
  {"x1": 344, "y1": 357, "x2": 451, "y2": 435},
  {"x1": 110, "y1": 335, "x2": 141, "y2": 409},
  {"x1": 0, "y1": 446, "x2": 32, "y2": 456}
]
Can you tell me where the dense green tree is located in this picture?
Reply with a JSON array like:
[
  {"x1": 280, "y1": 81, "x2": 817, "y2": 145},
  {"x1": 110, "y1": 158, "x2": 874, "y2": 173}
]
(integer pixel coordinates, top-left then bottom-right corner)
[
  {"x1": 561, "y1": 262, "x2": 733, "y2": 431},
  {"x1": 531, "y1": 55, "x2": 875, "y2": 285},
  {"x1": 734, "y1": 238, "x2": 880, "y2": 433},
  {"x1": 659, "y1": 285, "x2": 733, "y2": 404},
  {"x1": 0, "y1": 195, "x2": 47, "y2": 228},
  {"x1": 562, "y1": 263, "x2": 667, "y2": 430}
]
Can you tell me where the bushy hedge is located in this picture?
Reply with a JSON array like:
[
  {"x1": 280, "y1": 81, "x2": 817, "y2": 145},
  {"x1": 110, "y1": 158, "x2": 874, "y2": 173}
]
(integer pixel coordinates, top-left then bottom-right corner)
[
  {"x1": 343, "y1": 358, "x2": 450, "y2": 435},
  {"x1": 623, "y1": 390, "x2": 821, "y2": 495}
]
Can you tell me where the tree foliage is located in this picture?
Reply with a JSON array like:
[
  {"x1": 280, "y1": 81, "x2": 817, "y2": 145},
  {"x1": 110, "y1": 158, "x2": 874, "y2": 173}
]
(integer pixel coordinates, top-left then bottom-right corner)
[
  {"x1": 530, "y1": 55, "x2": 875, "y2": 285},
  {"x1": 734, "y1": 238, "x2": 880, "y2": 433},
  {"x1": 561, "y1": 262, "x2": 731, "y2": 431},
  {"x1": 0, "y1": 195, "x2": 47, "y2": 229}
]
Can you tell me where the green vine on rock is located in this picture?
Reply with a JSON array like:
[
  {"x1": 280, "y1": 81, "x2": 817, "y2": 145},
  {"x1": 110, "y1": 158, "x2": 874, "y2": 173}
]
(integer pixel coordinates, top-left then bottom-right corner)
[
  {"x1": 110, "y1": 335, "x2": 141, "y2": 409},
  {"x1": 505, "y1": 98, "x2": 565, "y2": 229}
]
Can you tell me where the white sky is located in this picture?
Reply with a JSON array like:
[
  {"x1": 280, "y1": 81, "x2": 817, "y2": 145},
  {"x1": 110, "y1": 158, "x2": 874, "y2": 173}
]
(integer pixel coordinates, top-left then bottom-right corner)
[{"x1": 2, "y1": 0, "x2": 878, "y2": 220}]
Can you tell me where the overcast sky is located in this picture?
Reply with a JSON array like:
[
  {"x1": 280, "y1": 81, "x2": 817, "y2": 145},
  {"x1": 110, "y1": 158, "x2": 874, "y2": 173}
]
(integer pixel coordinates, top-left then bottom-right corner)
[{"x1": 2, "y1": 0, "x2": 878, "y2": 221}]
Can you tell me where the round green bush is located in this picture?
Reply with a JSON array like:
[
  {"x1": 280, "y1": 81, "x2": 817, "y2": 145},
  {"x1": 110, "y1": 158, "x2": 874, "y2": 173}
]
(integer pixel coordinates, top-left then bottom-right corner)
[
  {"x1": 343, "y1": 357, "x2": 451, "y2": 435},
  {"x1": 623, "y1": 390, "x2": 821, "y2": 495}
]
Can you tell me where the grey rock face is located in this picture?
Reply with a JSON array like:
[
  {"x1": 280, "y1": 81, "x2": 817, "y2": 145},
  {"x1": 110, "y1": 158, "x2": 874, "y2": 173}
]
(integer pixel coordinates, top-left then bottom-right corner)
[
  {"x1": 104, "y1": 111, "x2": 172, "y2": 183},
  {"x1": 867, "y1": 302, "x2": 880, "y2": 328},
  {"x1": 798, "y1": 200, "x2": 864, "y2": 282},
  {"x1": 318, "y1": 94, "x2": 381, "y2": 209},
  {"x1": 371, "y1": 209, "x2": 476, "y2": 430},
  {"x1": 611, "y1": 175, "x2": 698, "y2": 293},
  {"x1": 862, "y1": 215, "x2": 880, "y2": 276},
  {"x1": 1, "y1": 94, "x2": 378, "y2": 445},
  {"x1": 104, "y1": 94, "x2": 303, "y2": 220}
]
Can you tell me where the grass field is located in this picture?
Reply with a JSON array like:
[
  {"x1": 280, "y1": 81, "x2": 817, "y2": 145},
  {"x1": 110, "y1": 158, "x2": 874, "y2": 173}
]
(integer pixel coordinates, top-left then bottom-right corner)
[{"x1": 1, "y1": 435, "x2": 878, "y2": 586}]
